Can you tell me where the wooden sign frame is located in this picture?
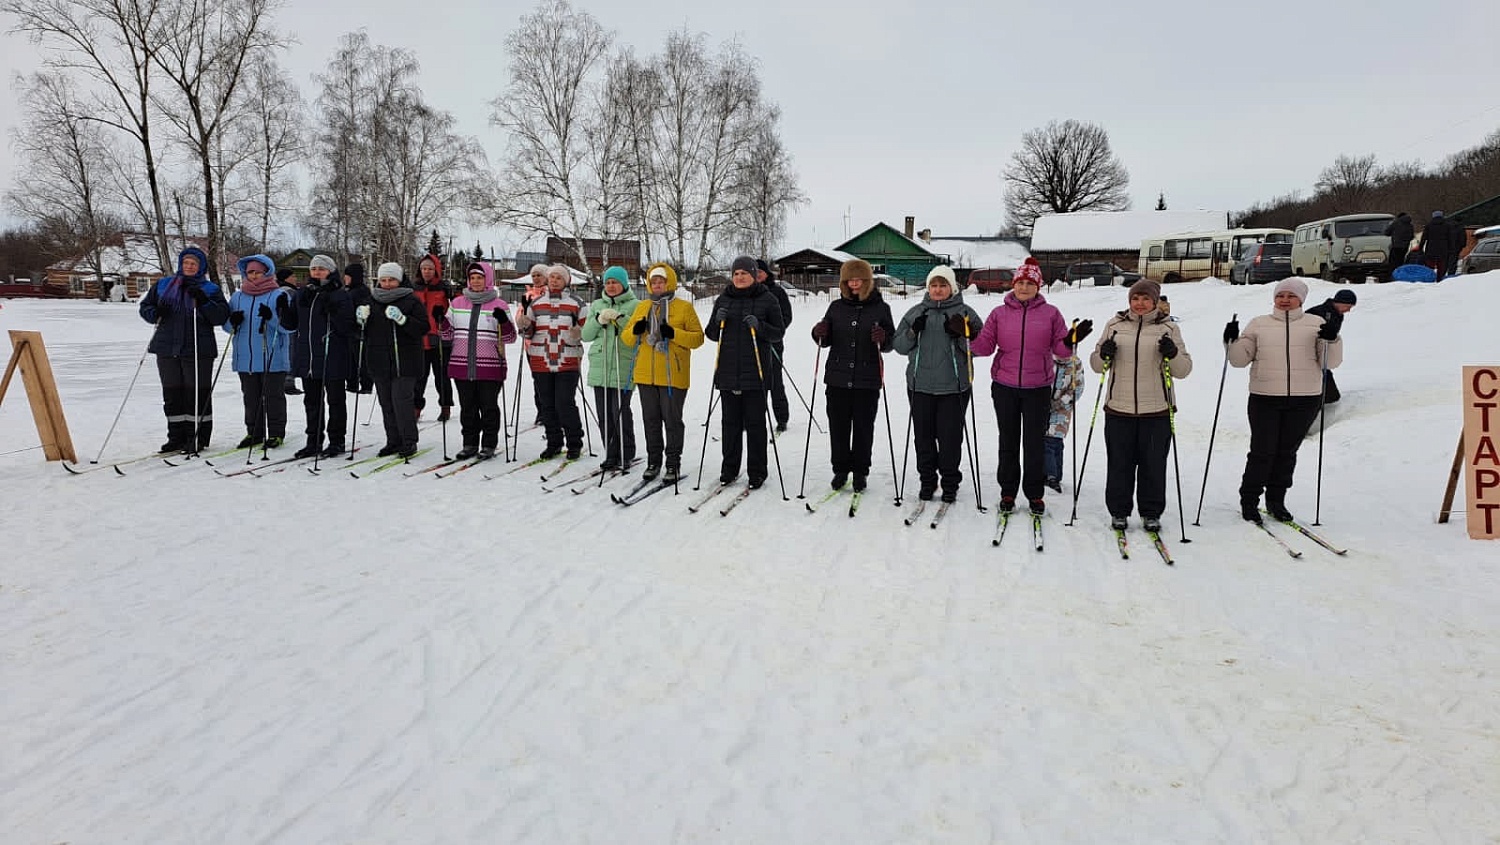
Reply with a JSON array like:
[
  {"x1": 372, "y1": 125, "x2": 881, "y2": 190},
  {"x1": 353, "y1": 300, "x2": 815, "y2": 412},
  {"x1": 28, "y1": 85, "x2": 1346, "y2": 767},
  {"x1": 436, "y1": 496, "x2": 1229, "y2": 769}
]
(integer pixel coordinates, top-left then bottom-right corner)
[{"x1": 0, "y1": 330, "x2": 77, "y2": 463}]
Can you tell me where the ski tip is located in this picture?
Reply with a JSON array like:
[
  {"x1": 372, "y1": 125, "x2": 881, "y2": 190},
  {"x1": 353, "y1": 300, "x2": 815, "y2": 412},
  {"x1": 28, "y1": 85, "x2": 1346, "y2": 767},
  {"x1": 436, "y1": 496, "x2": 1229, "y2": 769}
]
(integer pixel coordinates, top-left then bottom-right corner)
[{"x1": 991, "y1": 539, "x2": 999, "y2": 546}]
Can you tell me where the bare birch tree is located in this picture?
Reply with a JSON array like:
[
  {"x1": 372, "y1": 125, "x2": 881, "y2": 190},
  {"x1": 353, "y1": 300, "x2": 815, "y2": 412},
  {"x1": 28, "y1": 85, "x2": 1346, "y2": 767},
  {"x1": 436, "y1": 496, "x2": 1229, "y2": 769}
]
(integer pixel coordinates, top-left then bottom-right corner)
[
  {"x1": 6, "y1": 72, "x2": 125, "y2": 296},
  {"x1": 235, "y1": 57, "x2": 305, "y2": 246},
  {"x1": 728, "y1": 106, "x2": 806, "y2": 261},
  {"x1": 490, "y1": 0, "x2": 611, "y2": 269},
  {"x1": 690, "y1": 41, "x2": 761, "y2": 270},
  {"x1": 371, "y1": 91, "x2": 490, "y2": 261},
  {"x1": 1002, "y1": 119, "x2": 1130, "y2": 233},
  {"x1": 149, "y1": 0, "x2": 283, "y2": 280},
  {"x1": 4, "y1": 0, "x2": 173, "y2": 267}
]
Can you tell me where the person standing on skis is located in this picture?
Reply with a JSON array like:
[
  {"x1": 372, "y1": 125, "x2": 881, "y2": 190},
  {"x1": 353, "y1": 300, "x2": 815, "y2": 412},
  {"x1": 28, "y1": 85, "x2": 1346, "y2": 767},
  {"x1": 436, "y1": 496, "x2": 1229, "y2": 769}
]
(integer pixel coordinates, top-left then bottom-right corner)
[
  {"x1": 581, "y1": 265, "x2": 640, "y2": 472},
  {"x1": 620, "y1": 263, "x2": 704, "y2": 484},
  {"x1": 138, "y1": 246, "x2": 230, "y2": 452},
  {"x1": 705, "y1": 256, "x2": 785, "y2": 489},
  {"x1": 809, "y1": 258, "x2": 895, "y2": 493}
]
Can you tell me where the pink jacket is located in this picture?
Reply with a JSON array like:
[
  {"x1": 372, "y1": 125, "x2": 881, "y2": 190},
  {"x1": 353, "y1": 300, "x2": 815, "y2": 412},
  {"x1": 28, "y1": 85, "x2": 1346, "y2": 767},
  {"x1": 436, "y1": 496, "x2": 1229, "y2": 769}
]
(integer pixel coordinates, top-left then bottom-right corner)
[{"x1": 969, "y1": 292, "x2": 1073, "y2": 389}]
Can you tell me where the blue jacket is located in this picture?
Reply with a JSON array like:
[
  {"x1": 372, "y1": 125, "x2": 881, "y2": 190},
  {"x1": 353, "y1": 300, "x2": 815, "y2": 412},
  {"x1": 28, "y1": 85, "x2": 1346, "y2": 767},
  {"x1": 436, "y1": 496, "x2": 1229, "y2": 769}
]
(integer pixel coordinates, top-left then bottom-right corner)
[
  {"x1": 138, "y1": 246, "x2": 230, "y2": 358},
  {"x1": 223, "y1": 254, "x2": 295, "y2": 373}
]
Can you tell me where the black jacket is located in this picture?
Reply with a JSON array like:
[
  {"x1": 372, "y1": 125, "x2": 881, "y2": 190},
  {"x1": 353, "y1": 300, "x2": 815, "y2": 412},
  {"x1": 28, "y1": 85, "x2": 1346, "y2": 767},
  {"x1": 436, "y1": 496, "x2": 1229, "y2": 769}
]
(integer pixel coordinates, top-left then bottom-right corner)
[
  {"x1": 705, "y1": 282, "x2": 785, "y2": 391},
  {"x1": 1305, "y1": 299, "x2": 1343, "y2": 335},
  {"x1": 361, "y1": 293, "x2": 428, "y2": 380},
  {"x1": 292, "y1": 280, "x2": 357, "y2": 381},
  {"x1": 1385, "y1": 213, "x2": 1414, "y2": 246},
  {"x1": 767, "y1": 278, "x2": 793, "y2": 332},
  {"x1": 815, "y1": 289, "x2": 896, "y2": 390},
  {"x1": 1420, "y1": 217, "x2": 1454, "y2": 260}
]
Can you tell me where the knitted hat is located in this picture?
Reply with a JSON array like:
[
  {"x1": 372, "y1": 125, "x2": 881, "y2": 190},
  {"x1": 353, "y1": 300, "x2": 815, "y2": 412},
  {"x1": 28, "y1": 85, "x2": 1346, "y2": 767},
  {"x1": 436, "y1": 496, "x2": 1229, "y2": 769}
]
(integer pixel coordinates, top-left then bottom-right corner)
[
  {"x1": 1128, "y1": 279, "x2": 1161, "y2": 303},
  {"x1": 839, "y1": 258, "x2": 874, "y2": 283},
  {"x1": 648, "y1": 264, "x2": 669, "y2": 280},
  {"x1": 275, "y1": 267, "x2": 295, "y2": 284},
  {"x1": 343, "y1": 263, "x2": 365, "y2": 284},
  {"x1": 602, "y1": 265, "x2": 629, "y2": 288},
  {"x1": 310, "y1": 254, "x2": 338, "y2": 274},
  {"x1": 1432, "y1": 210, "x2": 1444, "y2": 219},
  {"x1": 1273, "y1": 278, "x2": 1308, "y2": 302},
  {"x1": 1333, "y1": 289, "x2": 1357, "y2": 305},
  {"x1": 376, "y1": 261, "x2": 403, "y2": 282},
  {"x1": 1013, "y1": 256, "x2": 1044, "y2": 287},
  {"x1": 547, "y1": 264, "x2": 572, "y2": 281},
  {"x1": 926, "y1": 265, "x2": 956, "y2": 287},
  {"x1": 731, "y1": 256, "x2": 757, "y2": 275},
  {"x1": 755, "y1": 258, "x2": 775, "y2": 280}
]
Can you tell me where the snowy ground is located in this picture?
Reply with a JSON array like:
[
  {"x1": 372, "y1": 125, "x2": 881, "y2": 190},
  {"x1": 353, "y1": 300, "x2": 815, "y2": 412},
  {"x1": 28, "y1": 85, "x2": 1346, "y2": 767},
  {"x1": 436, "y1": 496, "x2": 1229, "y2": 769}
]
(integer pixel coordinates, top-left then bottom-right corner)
[{"x1": 2, "y1": 275, "x2": 1498, "y2": 843}]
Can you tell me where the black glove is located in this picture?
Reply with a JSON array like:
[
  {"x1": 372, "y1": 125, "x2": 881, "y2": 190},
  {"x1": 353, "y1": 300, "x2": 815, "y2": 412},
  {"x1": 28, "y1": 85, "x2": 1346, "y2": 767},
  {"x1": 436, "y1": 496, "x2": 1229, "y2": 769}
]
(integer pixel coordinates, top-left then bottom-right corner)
[
  {"x1": 871, "y1": 324, "x2": 888, "y2": 346},
  {"x1": 713, "y1": 308, "x2": 728, "y2": 325},
  {"x1": 1317, "y1": 320, "x2": 1339, "y2": 341},
  {"x1": 155, "y1": 300, "x2": 173, "y2": 320},
  {"x1": 258, "y1": 303, "x2": 273, "y2": 321},
  {"x1": 432, "y1": 305, "x2": 446, "y2": 321},
  {"x1": 1097, "y1": 337, "x2": 1117, "y2": 361},
  {"x1": 278, "y1": 299, "x2": 298, "y2": 330},
  {"x1": 743, "y1": 314, "x2": 759, "y2": 330},
  {"x1": 1068, "y1": 319, "x2": 1093, "y2": 347},
  {"x1": 229, "y1": 311, "x2": 245, "y2": 329},
  {"x1": 911, "y1": 313, "x2": 928, "y2": 334},
  {"x1": 632, "y1": 319, "x2": 649, "y2": 336},
  {"x1": 186, "y1": 284, "x2": 208, "y2": 305},
  {"x1": 811, "y1": 321, "x2": 830, "y2": 344},
  {"x1": 493, "y1": 307, "x2": 508, "y2": 324},
  {"x1": 658, "y1": 323, "x2": 675, "y2": 340},
  {"x1": 1223, "y1": 319, "x2": 1239, "y2": 344},
  {"x1": 944, "y1": 314, "x2": 969, "y2": 338},
  {"x1": 1157, "y1": 334, "x2": 1178, "y2": 360}
]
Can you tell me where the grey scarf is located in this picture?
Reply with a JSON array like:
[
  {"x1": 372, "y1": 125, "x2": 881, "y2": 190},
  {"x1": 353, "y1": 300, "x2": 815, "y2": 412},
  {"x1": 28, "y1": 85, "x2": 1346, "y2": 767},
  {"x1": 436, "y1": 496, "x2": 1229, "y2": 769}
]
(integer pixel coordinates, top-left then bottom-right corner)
[
  {"x1": 466, "y1": 288, "x2": 499, "y2": 306},
  {"x1": 370, "y1": 285, "x2": 412, "y2": 305},
  {"x1": 647, "y1": 295, "x2": 671, "y2": 353}
]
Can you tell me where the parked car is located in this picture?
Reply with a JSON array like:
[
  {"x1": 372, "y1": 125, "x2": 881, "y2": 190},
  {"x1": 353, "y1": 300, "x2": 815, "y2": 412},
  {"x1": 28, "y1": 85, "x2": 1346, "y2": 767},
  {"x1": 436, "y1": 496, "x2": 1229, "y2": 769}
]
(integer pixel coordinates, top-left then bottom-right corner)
[
  {"x1": 777, "y1": 279, "x2": 811, "y2": 299},
  {"x1": 1229, "y1": 242, "x2": 1294, "y2": 285},
  {"x1": 967, "y1": 267, "x2": 1014, "y2": 294},
  {"x1": 1064, "y1": 262, "x2": 1140, "y2": 287},
  {"x1": 873, "y1": 274, "x2": 920, "y2": 296},
  {"x1": 1458, "y1": 236, "x2": 1500, "y2": 275}
]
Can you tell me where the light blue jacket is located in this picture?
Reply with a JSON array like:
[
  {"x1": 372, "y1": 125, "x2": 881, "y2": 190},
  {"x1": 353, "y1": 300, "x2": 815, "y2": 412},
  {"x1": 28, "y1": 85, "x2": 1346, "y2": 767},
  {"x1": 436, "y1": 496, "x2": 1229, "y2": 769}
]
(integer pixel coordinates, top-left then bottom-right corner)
[{"x1": 223, "y1": 254, "x2": 294, "y2": 373}]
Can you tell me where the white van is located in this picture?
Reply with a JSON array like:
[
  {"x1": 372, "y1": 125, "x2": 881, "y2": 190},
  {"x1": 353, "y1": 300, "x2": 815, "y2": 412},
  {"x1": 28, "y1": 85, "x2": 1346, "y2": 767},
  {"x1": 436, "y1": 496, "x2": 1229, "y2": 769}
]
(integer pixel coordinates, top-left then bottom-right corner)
[{"x1": 1290, "y1": 213, "x2": 1394, "y2": 281}]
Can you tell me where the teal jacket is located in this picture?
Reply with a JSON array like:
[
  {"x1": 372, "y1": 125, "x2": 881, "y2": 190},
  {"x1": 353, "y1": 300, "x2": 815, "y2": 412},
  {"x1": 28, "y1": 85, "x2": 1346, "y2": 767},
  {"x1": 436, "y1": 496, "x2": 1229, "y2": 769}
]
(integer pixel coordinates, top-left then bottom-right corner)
[
  {"x1": 581, "y1": 288, "x2": 641, "y2": 389},
  {"x1": 891, "y1": 291, "x2": 982, "y2": 395}
]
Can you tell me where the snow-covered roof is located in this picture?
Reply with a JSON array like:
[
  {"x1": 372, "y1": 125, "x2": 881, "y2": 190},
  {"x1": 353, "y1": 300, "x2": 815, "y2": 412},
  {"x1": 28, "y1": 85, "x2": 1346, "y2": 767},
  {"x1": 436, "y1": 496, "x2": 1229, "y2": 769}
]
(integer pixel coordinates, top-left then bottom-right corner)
[
  {"x1": 1029, "y1": 211, "x2": 1228, "y2": 252},
  {"x1": 47, "y1": 232, "x2": 237, "y2": 278},
  {"x1": 777, "y1": 247, "x2": 859, "y2": 265},
  {"x1": 925, "y1": 239, "x2": 1031, "y2": 270}
]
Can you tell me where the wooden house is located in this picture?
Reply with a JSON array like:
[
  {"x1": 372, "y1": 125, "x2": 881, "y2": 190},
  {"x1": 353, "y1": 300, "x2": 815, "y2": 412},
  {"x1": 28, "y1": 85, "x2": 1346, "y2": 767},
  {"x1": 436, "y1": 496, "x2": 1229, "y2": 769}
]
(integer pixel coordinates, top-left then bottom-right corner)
[
  {"x1": 834, "y1": 219, "x2": 949, "y2": 284},
  {"x1": 774, "y1": 247, "x2": 860, "y2": 293},
  {"x1": 545, "y1": 236, "x2": 642, "y2": 279},
  {"x1": 46, "y1": 232, "x2": 238, "y2": 299}
]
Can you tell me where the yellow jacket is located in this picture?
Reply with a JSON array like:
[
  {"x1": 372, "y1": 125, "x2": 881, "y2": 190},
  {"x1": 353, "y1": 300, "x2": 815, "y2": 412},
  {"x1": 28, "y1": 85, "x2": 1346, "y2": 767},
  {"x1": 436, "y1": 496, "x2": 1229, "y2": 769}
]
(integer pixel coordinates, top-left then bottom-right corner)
[{"x1": 621, "y1": 263, "x2": 704, "y2": 389}]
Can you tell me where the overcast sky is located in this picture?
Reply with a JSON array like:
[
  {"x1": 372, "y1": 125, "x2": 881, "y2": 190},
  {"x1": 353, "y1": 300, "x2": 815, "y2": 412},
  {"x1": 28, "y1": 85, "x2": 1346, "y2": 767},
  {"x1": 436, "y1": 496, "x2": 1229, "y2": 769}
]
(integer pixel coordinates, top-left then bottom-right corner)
[{"x1": 3, "y1": 0, "x2": 1498, "y2": 257}]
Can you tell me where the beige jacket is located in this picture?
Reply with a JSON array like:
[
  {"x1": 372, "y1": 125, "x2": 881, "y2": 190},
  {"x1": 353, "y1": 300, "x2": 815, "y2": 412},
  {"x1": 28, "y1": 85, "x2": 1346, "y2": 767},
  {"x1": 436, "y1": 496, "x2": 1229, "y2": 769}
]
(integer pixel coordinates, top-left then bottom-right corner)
[
  {"x1": 1089, "y1": 311, "x2": 1193, "y2": 416},
  {"x1": 1228, "y1": 308, "x2": 1342, "y2": 397}
]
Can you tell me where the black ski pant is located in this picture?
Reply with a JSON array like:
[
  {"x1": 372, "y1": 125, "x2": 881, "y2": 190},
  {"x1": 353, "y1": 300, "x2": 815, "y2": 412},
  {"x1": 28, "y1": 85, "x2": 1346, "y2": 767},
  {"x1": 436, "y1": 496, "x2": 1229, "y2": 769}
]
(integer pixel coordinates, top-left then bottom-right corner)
[
  {"x1": 302, "y1": 377, "x2": 348, "y2": 447},
  {"x1": 769, "y1": 341, "x2": 789, "y2": 427},
  {"x1": 1239, "y1": 393, "x2": 1322, "y2": 508},
  {"x1": 156, "y1": 354, "x2": 215, "y2": 447},
  {"x1": 454, "y1": 379, "x2": 503, "y2": 449},
  {"x1": 991, "y1": 382, "x2": 1052, "y2": 502},
  {"x1": 825, "y1": 385, "x2": 880, "y2": 477},
  {"x1": 414, "y1": 342, "x2": 453, "y2": 412},
  {"x1": 911, "y1": 390, "x2": 969, "y2": 495},
  {"x1": 719, "y1": 389, "x2": 768, "y2": 482},
  {"x1": 532, "y1": 370, "x2": 583, "y2": 451},
  {"x1": 1103, "y1": 413, "x2": 1172, "y2": 519},
  {"x1": 375, "y1": 376, "x2": 420, "y2": 451},
  {"x1": 1389, "y1": 240, "x2": 1410, "y2": 270},
  {"x1": 593, "y1": 385, "x2": 637, "y2": 465},
  {"x1": 238, "y1": 371, "x2": 288, "y2": 440},
  {"x1": 637, "y1": 384, "x2": 687, "y2": 468}
]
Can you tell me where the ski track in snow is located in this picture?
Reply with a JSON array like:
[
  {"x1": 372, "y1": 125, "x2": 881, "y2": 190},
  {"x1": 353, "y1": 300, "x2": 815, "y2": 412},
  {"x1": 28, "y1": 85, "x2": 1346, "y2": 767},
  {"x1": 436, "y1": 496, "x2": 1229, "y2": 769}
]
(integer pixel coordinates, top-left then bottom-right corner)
[{"x1": 3, "y1": 278, "x2": 1500, "y2": 843}]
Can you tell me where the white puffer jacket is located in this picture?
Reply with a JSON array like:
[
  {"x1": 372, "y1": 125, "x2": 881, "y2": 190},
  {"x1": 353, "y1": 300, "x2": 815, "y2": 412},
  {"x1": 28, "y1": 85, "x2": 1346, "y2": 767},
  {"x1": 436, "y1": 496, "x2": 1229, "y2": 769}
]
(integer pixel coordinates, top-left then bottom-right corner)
[{"x1": 1228, "y1": 308, "x2": 1342, "y2": 397}]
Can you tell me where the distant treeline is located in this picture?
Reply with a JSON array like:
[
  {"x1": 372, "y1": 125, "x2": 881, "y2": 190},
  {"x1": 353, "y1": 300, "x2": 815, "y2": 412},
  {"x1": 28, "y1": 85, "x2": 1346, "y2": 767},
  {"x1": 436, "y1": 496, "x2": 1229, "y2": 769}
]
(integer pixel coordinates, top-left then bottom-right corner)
[{"x1": 1236, "y1": 130, "x2": 1500, "y2": 229}]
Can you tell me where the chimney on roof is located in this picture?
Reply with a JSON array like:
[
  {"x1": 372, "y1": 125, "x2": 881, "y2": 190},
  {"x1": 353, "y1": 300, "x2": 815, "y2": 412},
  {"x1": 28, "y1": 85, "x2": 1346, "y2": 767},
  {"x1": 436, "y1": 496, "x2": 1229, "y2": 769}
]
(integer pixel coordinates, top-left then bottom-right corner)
[
  {"x1": 918, "y1": 228, "x2": 932, "y2": 243},
  {"x1": 904, "y1": 216, "x2": 915, "y2": 239}
]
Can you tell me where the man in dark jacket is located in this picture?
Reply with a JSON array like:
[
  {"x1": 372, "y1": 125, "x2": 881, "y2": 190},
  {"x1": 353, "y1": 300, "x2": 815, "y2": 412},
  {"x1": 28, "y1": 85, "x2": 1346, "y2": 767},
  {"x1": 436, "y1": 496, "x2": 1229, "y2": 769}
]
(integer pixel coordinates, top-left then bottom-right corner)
[
  {"x1": 1305, "y1": 289, "x2": 1356, "y2": 404},
  {"x1": 1384, "y1": 211, "x2": 1414, "y2": 271},
  {"x1": 1419, "y1": 212, "x2": 1454, "y2": 281},
  {"x1": 292, "y1": 254, "x2": 357, "y2": 458},
  {"x1": 756, "y1": 259, "x2": 793, "y2": 431},
  {"x1": 705, "y1": 256, "x2": 786, "y2": 488}
]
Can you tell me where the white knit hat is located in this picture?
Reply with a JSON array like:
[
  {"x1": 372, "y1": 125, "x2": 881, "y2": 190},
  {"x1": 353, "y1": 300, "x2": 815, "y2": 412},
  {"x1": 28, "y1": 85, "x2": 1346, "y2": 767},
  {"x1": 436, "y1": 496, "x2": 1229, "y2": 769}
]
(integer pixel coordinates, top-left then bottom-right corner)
[
  {"x1": 926, "y1": 265, "x2": 957, "y2": 286},
  {"x1": 376, "y1": 261, "x2": 404, "y2": 282},
  {"x1": 1273, "y1": 278, "x2": 1308, "y2": 303}
]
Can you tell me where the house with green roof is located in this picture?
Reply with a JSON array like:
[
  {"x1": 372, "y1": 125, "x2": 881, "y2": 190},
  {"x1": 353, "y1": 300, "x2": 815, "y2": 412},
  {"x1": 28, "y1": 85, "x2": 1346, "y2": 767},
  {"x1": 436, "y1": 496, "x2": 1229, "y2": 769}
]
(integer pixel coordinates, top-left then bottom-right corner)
[{"x1": 834, "y1": 220, "x2": 950, "y2": 284}]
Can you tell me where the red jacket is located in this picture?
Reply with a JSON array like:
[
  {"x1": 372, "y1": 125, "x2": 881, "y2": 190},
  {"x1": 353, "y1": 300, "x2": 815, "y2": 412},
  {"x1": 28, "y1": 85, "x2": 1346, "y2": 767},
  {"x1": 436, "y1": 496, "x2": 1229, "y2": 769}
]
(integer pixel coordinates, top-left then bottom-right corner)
[{"x1": 411, "y1": 253, "x2": 450, "y2": 351}]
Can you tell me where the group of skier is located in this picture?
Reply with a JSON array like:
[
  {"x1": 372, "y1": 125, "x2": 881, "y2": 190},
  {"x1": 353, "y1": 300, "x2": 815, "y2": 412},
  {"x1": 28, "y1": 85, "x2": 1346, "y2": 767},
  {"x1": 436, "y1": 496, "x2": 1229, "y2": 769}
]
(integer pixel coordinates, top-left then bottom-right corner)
[{"x1": 135, "y1": 247, "x2": 1347, "y2": 535}]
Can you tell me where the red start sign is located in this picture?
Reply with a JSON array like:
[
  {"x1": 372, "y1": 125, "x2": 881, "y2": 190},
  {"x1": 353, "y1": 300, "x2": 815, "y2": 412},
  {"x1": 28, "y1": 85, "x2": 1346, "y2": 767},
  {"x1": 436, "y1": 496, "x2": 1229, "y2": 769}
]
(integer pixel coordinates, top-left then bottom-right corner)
[{"x1": 1465, "y1": 366, "x2": 1500, "y2": 539}]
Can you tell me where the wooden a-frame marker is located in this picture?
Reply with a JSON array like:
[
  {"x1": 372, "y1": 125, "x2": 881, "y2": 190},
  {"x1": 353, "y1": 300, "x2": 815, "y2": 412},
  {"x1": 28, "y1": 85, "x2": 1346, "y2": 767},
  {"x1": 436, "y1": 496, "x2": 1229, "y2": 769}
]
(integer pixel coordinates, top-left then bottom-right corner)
[{"x1": 0, "y1": 330, "x2": 77, "y2": 463}]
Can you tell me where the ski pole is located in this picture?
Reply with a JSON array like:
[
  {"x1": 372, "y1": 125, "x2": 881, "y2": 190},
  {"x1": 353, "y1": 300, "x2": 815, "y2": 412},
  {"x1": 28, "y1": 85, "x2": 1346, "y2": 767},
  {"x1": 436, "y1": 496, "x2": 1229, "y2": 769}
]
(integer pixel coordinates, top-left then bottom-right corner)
[
  {"x1": 771, "y1": 345, "x2": 825, "y2": 434},
  {"x1": 348, "y1": 327, "x2": 366, "y2": 460},
  {"x1": 436, "y1": 309, "x2": 449, "y2": 460},
  {"x1": 879, "y1": 353, "x2": 897, "y2": 504},
  {"x1": 750, "y1": 324, "x2": 788, "y2": 500},
  {"x1": 1192, "y1": 313, "x2": 1234, "y2": 526},
  {"x1": 964, "y1": 316, "x2": 985, "y2": 511},
  {"x1": 1162, "y1": 358, "x2": 1190, "y2": 543},
  {"x1": 894, "y1": 342, "x2": 916, "y2": 506},
  {"x1": 190, "y1": 294, "x2": 201, "y2": 456},
  {"x1": 1314, "y1": 337, "x2": 1329, "y2": 526},
  {"x1": 1066, "y1": 342, "x2": 1111, "y2": 527},
  {"x1": 693, "y1": 318, "x2": 726, "y2": 490},
  {"x1": 252, "y1": 311, "x2": 270, "y2": 464},
  {"x1": 91, "y1": 334, "x2": 154, "y2": 463},
  {"x1": 797, "y1": 342, "x2": 823, "y2": 498}
]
